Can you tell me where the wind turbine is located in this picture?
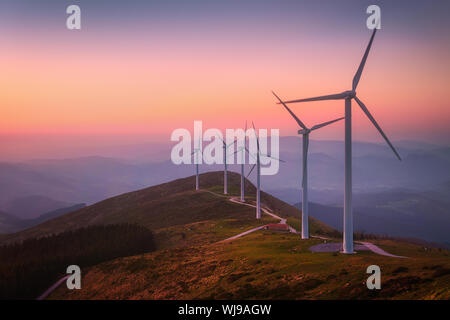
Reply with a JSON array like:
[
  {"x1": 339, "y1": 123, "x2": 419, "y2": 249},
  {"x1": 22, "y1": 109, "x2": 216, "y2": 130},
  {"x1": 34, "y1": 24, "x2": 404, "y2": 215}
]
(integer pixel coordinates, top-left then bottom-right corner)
[
  {"x1": 234, "y1": 121, "x2": 248, "y2": 202},
  {"x1": 220, "y1": 138, "x2": 235, "y2": 194},
  {"x1": 272, "y1": 91, "x2": 344, "y2": 239},
  {"x1": 279, "y1": 27, "x2": 401, "y2": 253},
  {"x1": 191, "y1": 139, "x2": 202, "y2": 190},
  {"x1": 246, "y1": 122, "x2": 284, "y2": 219}
]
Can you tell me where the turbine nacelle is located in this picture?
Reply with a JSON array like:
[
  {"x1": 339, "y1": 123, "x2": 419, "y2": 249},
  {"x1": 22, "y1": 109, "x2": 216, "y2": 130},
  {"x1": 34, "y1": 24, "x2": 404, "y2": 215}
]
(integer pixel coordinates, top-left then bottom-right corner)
[
  {"x1": 298, "y1": 129, "x2": 310, "y2": 135},
  {"x1": 342, "y1": 90, "x2": 356, "y2": 98}
]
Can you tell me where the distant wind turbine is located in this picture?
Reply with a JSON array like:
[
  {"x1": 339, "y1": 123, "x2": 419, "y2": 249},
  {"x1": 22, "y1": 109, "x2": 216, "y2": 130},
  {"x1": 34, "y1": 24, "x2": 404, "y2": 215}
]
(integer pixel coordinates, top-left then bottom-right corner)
[
  {"x1": 234, "y1": 121, "x2": 248, "y2": 202},
  {"x1": 247, "y1": 122, "x2": 284, "y2": 219},
  {"x1": 191, "y1": 139, "x2": 202, "y2": 190},
  {"x1": 279, "y1": 26, "x2": 401, "y2": 253},
  {"x1": 220, "y1": 138, "x2": 235, "y2": 194},
  {"x1": 272, "y1": 91, "x2": 344, "y2": 239}
]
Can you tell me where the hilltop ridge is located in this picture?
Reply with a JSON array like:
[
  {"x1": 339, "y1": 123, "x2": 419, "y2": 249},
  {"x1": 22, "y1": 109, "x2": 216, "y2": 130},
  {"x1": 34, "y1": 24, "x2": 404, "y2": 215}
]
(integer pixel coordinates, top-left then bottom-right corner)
[{"x1": 0, "y1": 171, "x2": 334, "y2": 246}]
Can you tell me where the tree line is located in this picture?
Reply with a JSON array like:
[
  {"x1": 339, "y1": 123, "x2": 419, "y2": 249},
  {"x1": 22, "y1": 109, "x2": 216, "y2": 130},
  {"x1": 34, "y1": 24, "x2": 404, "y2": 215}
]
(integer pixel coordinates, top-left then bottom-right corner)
[{"x1": 0, "y1": 224, "x2": 156, "y2": 299}]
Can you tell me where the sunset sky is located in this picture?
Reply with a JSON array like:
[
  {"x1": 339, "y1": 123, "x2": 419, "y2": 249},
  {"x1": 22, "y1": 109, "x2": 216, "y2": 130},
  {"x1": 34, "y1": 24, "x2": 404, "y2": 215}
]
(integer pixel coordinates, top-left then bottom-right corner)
[{"x1": 0, "y1": 0, "x2": 449, "y2": 159}]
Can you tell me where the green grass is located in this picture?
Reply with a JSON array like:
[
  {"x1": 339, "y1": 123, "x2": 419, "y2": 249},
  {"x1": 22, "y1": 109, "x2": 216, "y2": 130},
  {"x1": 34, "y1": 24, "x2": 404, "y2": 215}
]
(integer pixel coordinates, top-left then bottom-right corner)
[
  {"x1": 8, "y1": 171, "x2": 447, "y2": 300},
  {"x1": 207, "y1": 185, "x2": 242, "y2": 197},
  {"x1": 50, "y1": 227, "x2": 450, "y2": 300},
  {"x1": 153, "y1": 213, "x2": 278, "y2": 249},
  {"x1": 286, "y1": 216, "x2": 342, "y2": 238}
]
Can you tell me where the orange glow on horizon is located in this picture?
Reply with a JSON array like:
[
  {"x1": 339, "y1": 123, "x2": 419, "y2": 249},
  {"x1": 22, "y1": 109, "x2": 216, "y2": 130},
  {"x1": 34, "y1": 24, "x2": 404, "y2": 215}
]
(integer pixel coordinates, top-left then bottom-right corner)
[{"x1": 0, "y1": 27, "x2": 449, "y2": 145}]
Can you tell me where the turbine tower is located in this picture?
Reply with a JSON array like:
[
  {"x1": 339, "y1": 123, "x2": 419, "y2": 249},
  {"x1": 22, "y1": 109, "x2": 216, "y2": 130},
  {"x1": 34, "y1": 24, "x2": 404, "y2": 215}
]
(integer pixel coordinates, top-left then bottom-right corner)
[
  {"x1": 246, "y1": 122, "x2": 284, "y2": 219},
  {"x1": 220, "y1": 138, "x2": 235, "y2": 194},
  {"x1": 280, "y1": 27, "x2": 401, "y2": 253},
  {"x1": 236, "y1": 121, "x2": 248, "y2": 202},
  {"x1": 191, "y1": 139, "x2": 202, "y2": 190},
  {"x1": 273, "y1": 91, "x2": 344, "y2": 239}
]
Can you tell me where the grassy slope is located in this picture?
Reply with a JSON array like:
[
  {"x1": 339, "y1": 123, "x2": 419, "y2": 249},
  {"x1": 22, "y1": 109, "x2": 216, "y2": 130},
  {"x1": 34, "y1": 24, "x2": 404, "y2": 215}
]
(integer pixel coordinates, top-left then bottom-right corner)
[
  {"x1": 6, "y1": 171, "x2": 447, "y2": 300},
  {"x1": 50, "y1": 231, "x2": 450, "y2": 300},
  {"x1": 43, "y1": 172, "x2": 450, "y2": 300},
  {"x1": 0, "y1": 171, "x2": 330, "y2": 246}
]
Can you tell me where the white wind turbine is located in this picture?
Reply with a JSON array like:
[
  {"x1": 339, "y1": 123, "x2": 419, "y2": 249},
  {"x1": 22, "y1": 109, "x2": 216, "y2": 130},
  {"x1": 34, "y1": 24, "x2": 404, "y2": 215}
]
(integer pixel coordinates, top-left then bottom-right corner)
[
  {"x1": 191, "y1": 139, "x2": 202, "y2": 190},
  {"x1": 220, "y1": 138, "x2": 235, "y2": 194},
  {"x1": 246, "y1": 122, "x2": 284, "y2": 219},
  {"x1": 279, "y1": 27, "x2": 401, "y2": 253},
  {"x1": 272, "y1": 91, "x2": 344, "y2": 239},
  {"x1": 234, "y1": 121, "x2": 248, "y2": 202}
]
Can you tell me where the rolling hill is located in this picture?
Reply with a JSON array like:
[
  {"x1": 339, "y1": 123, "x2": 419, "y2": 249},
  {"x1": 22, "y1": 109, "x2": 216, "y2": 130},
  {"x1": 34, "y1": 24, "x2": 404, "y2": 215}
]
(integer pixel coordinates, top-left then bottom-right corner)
[
  {"x1": 0, "y1": 171, "x2": 334, "y2": 247},
  {"x1": 2, "y1": 171, "x2": 449, "y2": 300}
]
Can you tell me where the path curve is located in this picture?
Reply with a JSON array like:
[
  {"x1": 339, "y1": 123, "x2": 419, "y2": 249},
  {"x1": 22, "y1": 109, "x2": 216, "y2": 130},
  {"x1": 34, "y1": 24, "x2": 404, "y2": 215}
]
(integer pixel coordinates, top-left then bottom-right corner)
[
  {"x1": 219, "y1": 194, "x2": 298, "y2": 242},
  {"x1": 37, "y1": 275, "x2": 69, "y2": 300},
  {"x1": 205, "y1": 190, "x2": 406, "y2": 258},
  {"x1": 357, "y1": 241, "x2": 407, "y2": 258}
]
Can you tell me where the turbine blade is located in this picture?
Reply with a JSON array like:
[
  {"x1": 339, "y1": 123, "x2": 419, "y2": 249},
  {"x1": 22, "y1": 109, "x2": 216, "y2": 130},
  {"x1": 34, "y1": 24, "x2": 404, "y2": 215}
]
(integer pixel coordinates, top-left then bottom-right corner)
[
  {"x1": 282, "y1": 92, "x2": 347, "y2": 104},
  {"x1": 251, "y1": 121, "x2": 260, "y2": 152},
  {"x1": 354, "y1": 96, "x2": 401, "y2": 161},
  {"x1": 260, "y1": 154, "x2": 286, "y2": 163},
  {"x1": 352, "y1": 27, "x2": 377, "y2": 90},
  {"x1": 227, "y1": 140, "x2": 235, "y2": 148},
  {"x1": 310, "y1": 117, "x2": 345, "y2": 131},
  {"x1": 244, "y1": 147, "x2": 257, "y2": 161},
  {"x1": 216, "y1": 135, "x2": 227, "y2": 147},
  {"x1": 246, "y1": 164, "x2": 256, "y2": 178},
  {"x1": 272, "y1": 91, "x2": 307, "y2": 129},
  {"x1": 244, "y1": 120, "x2": 248, "y2": 149}
]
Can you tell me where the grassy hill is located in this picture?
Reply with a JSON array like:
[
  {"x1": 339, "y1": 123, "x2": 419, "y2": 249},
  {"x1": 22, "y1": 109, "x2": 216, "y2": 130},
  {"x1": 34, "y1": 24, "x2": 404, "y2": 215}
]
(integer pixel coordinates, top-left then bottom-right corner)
[
  {"x1": 2, "y1": 171, "x2": 448, "y2": 300},
  {"x1": 0, "y1": 172, "x2": 333, "y2": 248},
  {"x1": 50, "y1": 226, "x2": 450, "y2": 300}
]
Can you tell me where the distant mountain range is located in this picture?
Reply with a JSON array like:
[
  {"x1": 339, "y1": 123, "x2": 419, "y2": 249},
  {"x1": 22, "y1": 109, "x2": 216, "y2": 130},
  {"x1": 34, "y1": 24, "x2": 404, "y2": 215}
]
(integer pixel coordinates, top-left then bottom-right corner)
[
  {"x1": 291, "y1": 184, "x2": 450, "y2": 245},
  {"x1": 1, "y1": 195, "x2": 73, "y2": 220},
  {"x1": 1, "y1": 138, "x2": 449, "y2": 205},
  {"x1": 0, "y1": 204, "x2": 86, "y2": 234},
  {"x1": 0, "y1": 138, "x2": 448, "y2": 244}
]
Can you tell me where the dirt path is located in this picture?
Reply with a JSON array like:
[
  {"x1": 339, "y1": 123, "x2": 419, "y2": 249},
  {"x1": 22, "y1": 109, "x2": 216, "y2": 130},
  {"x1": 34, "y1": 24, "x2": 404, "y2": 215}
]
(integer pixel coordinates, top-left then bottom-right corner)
[
  {"x1": 202, "y1": 190, "x2": 298, "y2": 242},
  {"x1": 217, "y1": 225, "x2": 267, "y2": 243},
  {"x1": 37, "y1": 275, "x2": 69, "y2": 300},
  {"x1": 205, "y1": 190, "x2": 407, "y2": 258},
  {"x1": 358, "y1": 241, "x2": 407, "y2": 258},
  {"x1": 221, "y1": 196, "x2": 297, "y2": 242}
]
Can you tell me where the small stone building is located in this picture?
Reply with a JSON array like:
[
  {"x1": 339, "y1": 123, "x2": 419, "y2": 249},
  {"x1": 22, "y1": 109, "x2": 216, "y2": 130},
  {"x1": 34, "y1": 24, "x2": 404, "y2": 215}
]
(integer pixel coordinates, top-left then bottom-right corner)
[{"x1": 264, "y1": 223, "x2": 290, "y2": 232}]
